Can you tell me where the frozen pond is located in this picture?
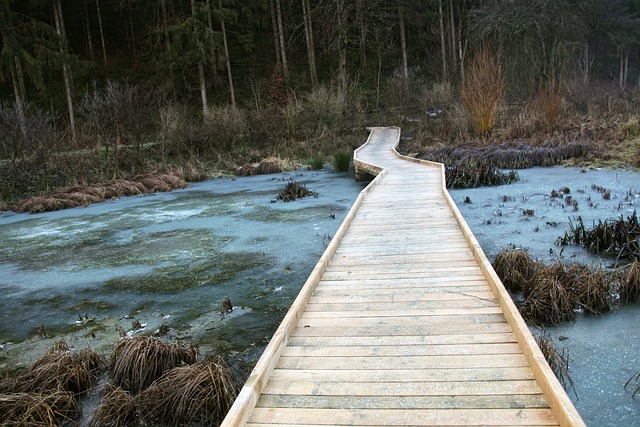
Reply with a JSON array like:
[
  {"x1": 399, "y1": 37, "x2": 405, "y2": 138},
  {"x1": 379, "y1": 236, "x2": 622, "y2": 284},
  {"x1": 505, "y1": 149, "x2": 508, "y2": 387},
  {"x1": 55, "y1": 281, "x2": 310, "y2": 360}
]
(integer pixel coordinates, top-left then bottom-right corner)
[
  {"x1": 0, "y1": 169, "x2": 366, "y2": 372},
  {"x1": 450, "y1": 166, "x2": 640, "y2": 426}
]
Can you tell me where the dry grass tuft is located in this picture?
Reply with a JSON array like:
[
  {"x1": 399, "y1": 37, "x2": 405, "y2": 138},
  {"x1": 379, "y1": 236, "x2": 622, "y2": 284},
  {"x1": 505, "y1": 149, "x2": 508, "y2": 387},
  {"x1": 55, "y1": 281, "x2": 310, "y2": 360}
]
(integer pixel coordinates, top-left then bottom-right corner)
[
  {"x1": 520, "y1": 274, "x2": 576, "y2": 325},
  {"x1": 3, "y1": 340, "x2": 105, "y2": 396},
  {"x1": 535, "y1": 332, "x2": 575, "y2": 395},
  {"x1": 492, "y1": 249, "x2": 537, "y2": 293},
  {"x1": 86, "y1": 383, "x2": 136, "y2": 427},
  {"x1": 135, "y1": 358, "x2": 238, "y2": 426},
  {"x1": 110, "y1": 337, "x2": 199, "y2": 394},
  {"x1": 565, "y1": 263, "x2": 611, "y2": 315},
  {"x1": 236, "y1": 158, "x2": 284, "y2": 177},
  {"x1": 621, "y1": 258, "x2": 640, "y2": 303},
  {"x1": 11, "y1": 170, "x2": 190, "y2": 213},
  {"x1": 0, "y1": 391, "x2": 79, "y2": 427}
]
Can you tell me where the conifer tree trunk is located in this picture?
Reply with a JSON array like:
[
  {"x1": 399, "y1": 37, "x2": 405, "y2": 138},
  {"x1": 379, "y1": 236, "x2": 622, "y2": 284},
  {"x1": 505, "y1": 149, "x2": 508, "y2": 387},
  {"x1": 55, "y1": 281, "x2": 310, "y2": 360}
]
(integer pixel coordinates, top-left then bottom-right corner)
[
  {"x1": 357, "y1": 0, "x2": 366, "y2": 73},
  {"x1": 205, "y1": 0, "x2": 221, "y2": 86},
  {"x1": 438, "y1": 0, "x2": 448, "y2": 82},
  {"x1": 398, "y1": 1, "x2": 409, "y2": 96},
  {"x1": 96, "y1": 0, "x2": 108, "y2": 66},
  {"x1": 218, "y1": 0, "x2": 236, "y2": 108},
  {"x1": 53, "y1": 0, "x2": 76, "y2": 142},
  {"x1": 191, "y1": 0, "x2": 209, "y2": 117},
  {"x1": 269, "y1": 0, "x2": 281, "y2": 67},
  {"x1": 302, "y1": 0, "x2": 317, "y2": 86},
  {"x1": 449, "y1": 0, "x2": 457, "y2": 77},
  {"x1": 83, "y1": 0, "x2": 95, "y2": 60},
  {"x1": 275, "y1": 0, "x2": 289, "y2": 83}
]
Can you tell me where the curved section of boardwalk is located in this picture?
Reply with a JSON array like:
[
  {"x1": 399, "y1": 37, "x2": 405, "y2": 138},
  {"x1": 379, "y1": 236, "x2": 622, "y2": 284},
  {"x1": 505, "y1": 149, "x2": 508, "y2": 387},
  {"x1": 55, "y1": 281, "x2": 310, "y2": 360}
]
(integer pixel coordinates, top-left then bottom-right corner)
[{"x1": 222, "y1": 127, "x2": 585, "y2": 426}]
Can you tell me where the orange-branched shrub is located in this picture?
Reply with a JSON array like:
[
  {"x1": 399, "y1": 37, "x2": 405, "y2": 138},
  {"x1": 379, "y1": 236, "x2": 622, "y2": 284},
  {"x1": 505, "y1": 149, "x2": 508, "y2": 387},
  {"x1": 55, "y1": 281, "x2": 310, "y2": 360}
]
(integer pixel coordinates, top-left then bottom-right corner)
[{"x1": 460, "y1": 46, "x2": 506, "y2": 136}]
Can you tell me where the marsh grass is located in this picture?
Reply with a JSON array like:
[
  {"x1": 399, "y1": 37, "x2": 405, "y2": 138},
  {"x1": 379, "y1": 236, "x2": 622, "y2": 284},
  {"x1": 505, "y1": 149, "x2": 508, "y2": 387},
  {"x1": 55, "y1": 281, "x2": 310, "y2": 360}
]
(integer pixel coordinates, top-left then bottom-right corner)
[
  {"x1": 419, "y1": 141, "x2": 590, "y2": 170},
  {"x1": 333, "y1": 150, "x2": 352, "y2": 172},
  {"x1": 621, "y1": 258, "x2": 640, "y2": 303},
  {"x1": 0, "y1": 391, "x2": 79, "y2": 427},
  {"x1": 2, "y1": 340, "x2": 105, "y2": 395},
  {"x1": 521, "y1": 275, "x2": 576, "y2": 325},
  {"x1": 445, "y1": 160, "x2": 518, "y2": 189},
  {"x1": 307, "y1": 154, "x2": 326, "y2": 170},
  {"x1": 492, "y1": 249, "x2": 537, "y2": 293},
  {"x1": 236, "y1": 158, "x2": 285, "y2": 177},
  {"x1": 12, "y1": 171, "x2": 190, "y2": 214},
  {"x1": 557, "y1": 211, "x2": 640, "y2": 260},
  {"x1": 86, "y1": 383, "x2": 136, "y2": 427},
  {"x1": 110, "y1": 337, "x2": 199, "y2": 394},
  {"x1": 536, "y1": 332, "x2": 576, "y2": 395},
  {"x1": 135, "y1": 358, "x2": 238, "y2": 425},
  {"x1": 493, "y1": 249, "x2": 626, "y2": 324},
  {"x1": 276, "y1": 180, "x2": 318, "y2": 202}
]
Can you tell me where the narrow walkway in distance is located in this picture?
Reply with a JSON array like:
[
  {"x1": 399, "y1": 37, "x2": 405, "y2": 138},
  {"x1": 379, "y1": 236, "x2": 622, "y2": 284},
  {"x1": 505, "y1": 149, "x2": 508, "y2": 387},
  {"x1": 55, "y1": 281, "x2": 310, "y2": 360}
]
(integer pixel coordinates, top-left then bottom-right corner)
[{"x1": 222, "y1": 127, "x2": 585, "y2": 427}]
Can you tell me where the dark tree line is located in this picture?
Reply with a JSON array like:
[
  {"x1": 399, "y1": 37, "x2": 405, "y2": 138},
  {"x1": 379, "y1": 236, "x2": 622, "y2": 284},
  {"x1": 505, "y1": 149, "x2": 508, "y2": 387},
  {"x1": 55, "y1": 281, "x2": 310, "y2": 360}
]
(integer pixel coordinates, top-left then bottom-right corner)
[
  {"x1": 1, "y1": 0, "x2": 640, "y2": 204},
  {"x1": 2, "y1": 0, "x2": 639, "y2": 112}
]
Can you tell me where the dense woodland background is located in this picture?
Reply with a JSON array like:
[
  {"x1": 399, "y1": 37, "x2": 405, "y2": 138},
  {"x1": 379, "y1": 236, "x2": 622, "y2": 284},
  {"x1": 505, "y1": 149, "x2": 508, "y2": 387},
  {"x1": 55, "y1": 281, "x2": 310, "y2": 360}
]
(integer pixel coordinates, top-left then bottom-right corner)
[{"x1": 2, "y1": 0, "x2": 640, "y2": 207}]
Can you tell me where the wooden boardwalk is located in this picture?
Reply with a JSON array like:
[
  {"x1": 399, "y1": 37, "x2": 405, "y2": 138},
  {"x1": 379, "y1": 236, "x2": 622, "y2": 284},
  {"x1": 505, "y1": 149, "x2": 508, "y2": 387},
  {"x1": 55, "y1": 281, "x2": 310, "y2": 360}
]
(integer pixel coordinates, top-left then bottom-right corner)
[{"x1": 221, "y1": 127, "x2": 585, "y2": 426}]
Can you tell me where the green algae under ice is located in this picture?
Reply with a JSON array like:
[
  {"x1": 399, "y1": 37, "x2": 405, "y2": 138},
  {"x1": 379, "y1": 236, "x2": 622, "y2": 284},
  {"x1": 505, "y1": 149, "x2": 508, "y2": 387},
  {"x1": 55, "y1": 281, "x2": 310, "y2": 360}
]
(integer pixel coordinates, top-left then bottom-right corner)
[{"x1": 0, "y1": 169, "x2": 365, "y2": 372}]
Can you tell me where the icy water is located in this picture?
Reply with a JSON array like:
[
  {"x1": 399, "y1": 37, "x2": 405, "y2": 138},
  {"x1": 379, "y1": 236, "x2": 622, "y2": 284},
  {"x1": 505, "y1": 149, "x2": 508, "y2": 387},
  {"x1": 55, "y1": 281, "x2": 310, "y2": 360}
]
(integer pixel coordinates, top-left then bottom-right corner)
[
  {"x1": 0, "y1": 169, "x2": 366, "y2": 372},
  {"x1": 450, "y1": 166, "x2": 640, "y2": 426}
]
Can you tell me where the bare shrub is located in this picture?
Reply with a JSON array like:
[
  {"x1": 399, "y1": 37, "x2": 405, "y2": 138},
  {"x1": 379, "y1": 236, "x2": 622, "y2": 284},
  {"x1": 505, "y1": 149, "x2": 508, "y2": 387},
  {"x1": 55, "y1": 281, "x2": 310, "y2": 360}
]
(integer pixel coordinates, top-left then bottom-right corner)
[
  {"x1": 203, "y1": 106, "x2": 248, "y2": 150},
  {"x1": 460, "y1": 46, "x2": 506, "y2": 136},
  {"x1": 533, "y1": 83, "x2": 564, "y2": 134}
]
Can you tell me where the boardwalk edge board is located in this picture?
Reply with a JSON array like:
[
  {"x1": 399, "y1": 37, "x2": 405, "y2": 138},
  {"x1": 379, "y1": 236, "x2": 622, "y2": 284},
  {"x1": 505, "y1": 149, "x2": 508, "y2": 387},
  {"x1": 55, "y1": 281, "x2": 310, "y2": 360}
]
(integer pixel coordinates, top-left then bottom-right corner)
[{"x1": 221, "y1": 127, "x2": 585, "y2": 427}]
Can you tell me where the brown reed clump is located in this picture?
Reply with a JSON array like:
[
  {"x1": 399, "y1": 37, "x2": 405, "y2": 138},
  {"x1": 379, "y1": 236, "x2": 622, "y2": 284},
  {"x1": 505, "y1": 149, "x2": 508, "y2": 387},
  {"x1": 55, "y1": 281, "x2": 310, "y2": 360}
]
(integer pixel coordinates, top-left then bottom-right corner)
[
  {"x1": 11, "y1": 170, "x2": 190, "y2": 214},
  {"x1": 103, "y1": 179, "x2": 146, "y2": 199},
  {"x1": 0, "y1": 391, "x2": 79, "y2": 427},
  {"x1": 276, "y1": 180, "x2": 318, "y2": 202},
  {"x1": 535, "y1": 332, "x2": 576, "y2": 395},
  {"x1": 86, "y1": 383, "x2": 136, "y2": 427},
  {"x1": 110, "y1": 337, "x2": 199, "y2": 394},
  {"x1": 135, "y1": 358, "x2": 238, "y2": 426},
  {"x1": 5, "y1": 341, "x2": 105, "y2": 395},
  {"x1": 565, "y1": 263, "x2": 611, "y2": 315},
  {"x1": 621, "y1": 258, "x2": 640, "y2": 303},
  {"x1": 492, "y1": 249, "x2": 538, "y2": 294},
  {"x1": 520, "y1": 274, "x2": 576, "y2": 325}
]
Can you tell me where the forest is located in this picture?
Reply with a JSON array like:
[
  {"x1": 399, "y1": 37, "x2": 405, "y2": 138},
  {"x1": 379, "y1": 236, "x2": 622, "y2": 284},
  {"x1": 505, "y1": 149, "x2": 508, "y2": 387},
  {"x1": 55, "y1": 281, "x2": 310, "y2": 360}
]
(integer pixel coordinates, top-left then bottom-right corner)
[{"x1": 2, "y1": 0, "x2": 640, "y2": 209}]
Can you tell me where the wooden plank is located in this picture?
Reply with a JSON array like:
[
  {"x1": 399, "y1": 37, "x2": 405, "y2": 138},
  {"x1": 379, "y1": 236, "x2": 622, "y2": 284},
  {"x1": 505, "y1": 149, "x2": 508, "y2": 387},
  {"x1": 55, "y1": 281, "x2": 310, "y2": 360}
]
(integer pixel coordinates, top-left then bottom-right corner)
[
  {"x1": 268, "y1": 366, "x2": 535, "y2": 383},
  {"x1": 281, "y1": 343, "x2": 522, "y2": 357},
  {"x1": 291, "y1": 322, "x2": 512, "y2": 337},
  {"x1": 299, "y1": 307, "x2": 503, "y2": 318},
  {"x1": 297, "y1": 314, "x2": 507, "y2": 327},
  {"x1": 248, "y1": 407, "x2": 559, "y2": 426},
  {"x1": 262, "y1": 379, "x2": 543, "y2": 396},
  {"x1": 306, "y1": 299, "x2": 499, "y2": 311},
  {"x1": 275, "y1": 354, "x2": 529, "y2": 370},
  {"x1": 308, "y1": 290, "x2": 497, "y2": 304},
  {"x1": 287, "y1": 333, "x2": 518, "y2": 347}
]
